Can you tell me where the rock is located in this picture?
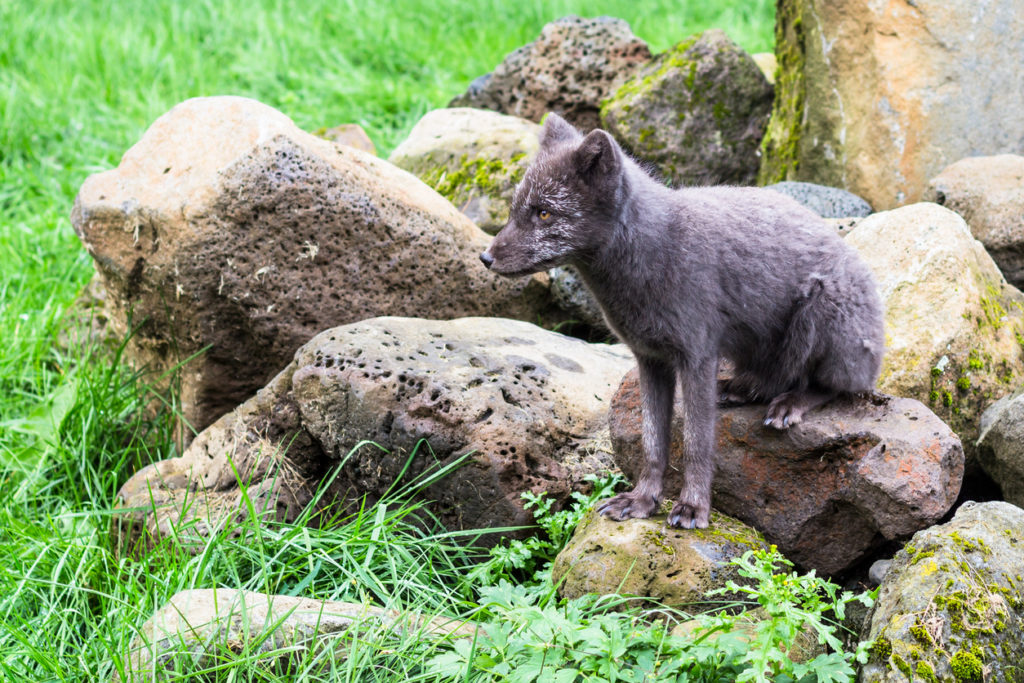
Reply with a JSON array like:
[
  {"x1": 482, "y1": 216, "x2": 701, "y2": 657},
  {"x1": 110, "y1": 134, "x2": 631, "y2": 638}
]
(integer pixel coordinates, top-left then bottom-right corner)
[
  {"x1": 601, "y1": 30, "x2": 773, "y2": 187},
  {"x1": 759, "y1": 0, "x2": 1024, "y2": 210},
  {"x1": 552, "y1": 507, "x2": 768, "y2": 610},
  {"x1": 610, "y1": 367, "x2": 964, "y2": 575},
  {"x1": 845, "y1": 203, "x2": 1024, "y2": 454},
  {"x1": 751, "y1": 52, "x2": 777, "y2": 84},
  {"x1": 925, "y1": 155, "x2": 1024, "y2": 290},
  {"x1": 114, "y1": 317, "x2": 634, "y2": 551},
  {"x1": 72, "y1": 96, "x2": 559, "y2": 434},
  {"x1": 858, "y1": 501, "x2": 1024, "y2": 682},
  {"x1": 317, "y1": 123, "x2": 377, "y2": 156},
  {"x1": 867, "y1": 559, "x2": 892, "y2": 588},
  {"x1": 766, "y1": 181, "x2": 872, "y2": 218},
  {"x1": 976, "y1": 389, "x2": 1024, "y2": 508},
  {"x1": 548, "y1": 266, "x2": 607, "y2": 333},
  {"x1": 388, "y1": 108, "x2": 539, "y2": 234},
  {"x1": 116, "y1": 589, "x2": 474, "y2": 681},
  {"x1": 449, "y1": 16, "x2": 651, "y2": 132},
  {"x1": 672, "y1": 607, "x2": 824, "y2": 664}
]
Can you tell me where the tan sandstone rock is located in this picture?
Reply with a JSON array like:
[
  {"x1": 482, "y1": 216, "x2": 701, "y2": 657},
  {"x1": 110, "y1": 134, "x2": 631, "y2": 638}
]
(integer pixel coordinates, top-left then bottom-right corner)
[
  {"x1": 72, "y1": 96, "x2": 558, "y2": 434},
  {"x1": 846, "y1": 203, "x2": 1024, "y2": 451},
  {"x1": 759, "y1": 0, "x2": 1024, "y2": 210}
]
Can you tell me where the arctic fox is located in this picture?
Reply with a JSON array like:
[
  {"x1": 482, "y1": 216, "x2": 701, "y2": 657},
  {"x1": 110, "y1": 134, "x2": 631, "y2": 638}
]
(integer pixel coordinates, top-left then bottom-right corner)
[{"x1": 480, "y1": 113, "x2": 884, "y2": 529}]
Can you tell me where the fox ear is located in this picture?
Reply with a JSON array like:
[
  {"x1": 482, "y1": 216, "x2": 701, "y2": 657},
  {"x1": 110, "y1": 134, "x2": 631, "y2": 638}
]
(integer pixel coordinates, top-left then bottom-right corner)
[
  {"x1": 573, "y1": 129, "x2": 621, "y2": 180},
  {"x1": 540, "y1": 113, "x2": 580, "y2": 147}
]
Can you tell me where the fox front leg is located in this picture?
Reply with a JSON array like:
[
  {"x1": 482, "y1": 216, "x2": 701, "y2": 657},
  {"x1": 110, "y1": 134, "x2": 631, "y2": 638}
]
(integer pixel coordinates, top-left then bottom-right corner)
[
  {"x1": 668, "y1": 355, "x2": 717, "y2": 529},
  {"x1": 598, "y1": 356, "x2": 674, "y2": 521}
]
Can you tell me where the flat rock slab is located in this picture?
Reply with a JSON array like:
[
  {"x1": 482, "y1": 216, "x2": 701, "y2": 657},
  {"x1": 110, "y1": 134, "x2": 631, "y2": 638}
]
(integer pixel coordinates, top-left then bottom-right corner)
[
  {"x1": 72, "y1": 96, "x2": 557, "y2": 434},
  {"x1": 116, "y1": 589, "x2": 474, "y2": 681},
  {"x1": 977, "y1": 388, "x2": 1024, "y2": 508},
  {"x1": 115, "y1": 317, "x2": 634, "y2": 551},
  {"x1": 610, "y1": 368, "x2": 964, "y2": 575},
  {"x1": 552, "y1": 507, "x2": 768, "y2": 611}
]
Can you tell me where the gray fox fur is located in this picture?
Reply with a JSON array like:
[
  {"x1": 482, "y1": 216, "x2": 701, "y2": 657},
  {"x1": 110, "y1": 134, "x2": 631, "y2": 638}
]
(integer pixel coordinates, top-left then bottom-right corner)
[{"x1": 480, "y1": 113, "x2": 884, "y2": 529}]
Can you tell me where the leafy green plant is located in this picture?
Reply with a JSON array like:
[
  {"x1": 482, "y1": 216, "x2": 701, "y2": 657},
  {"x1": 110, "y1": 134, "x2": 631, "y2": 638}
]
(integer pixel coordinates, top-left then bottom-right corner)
[
  {"x1": 467, "y1": 472, "x2": 625, "y2": 590},
  {"x1": 696, "y1": 547, "x2": 875, "y2": 683}
]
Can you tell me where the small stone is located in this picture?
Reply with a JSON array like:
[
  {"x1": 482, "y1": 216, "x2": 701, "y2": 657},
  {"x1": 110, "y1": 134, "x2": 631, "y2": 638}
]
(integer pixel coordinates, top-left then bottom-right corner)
[
  {"x1": 766, "y1": 181, "x2": 873, "y2": 218},
  {"x1": 318, "y1": 123, "x2": 377, "y2": 156}
]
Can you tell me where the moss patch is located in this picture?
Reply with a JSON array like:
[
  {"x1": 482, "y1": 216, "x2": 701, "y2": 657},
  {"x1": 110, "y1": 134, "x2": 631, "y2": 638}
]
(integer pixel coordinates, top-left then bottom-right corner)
[{"x1": 757, "y1": 0, "x2": 805, "y2": 184}]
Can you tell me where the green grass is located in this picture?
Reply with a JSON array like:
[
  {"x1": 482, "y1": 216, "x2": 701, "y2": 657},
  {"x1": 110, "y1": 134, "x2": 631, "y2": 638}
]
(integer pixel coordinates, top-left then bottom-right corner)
[{"x1": 0, "y1": 0, "x2": 776, "y2": 678}]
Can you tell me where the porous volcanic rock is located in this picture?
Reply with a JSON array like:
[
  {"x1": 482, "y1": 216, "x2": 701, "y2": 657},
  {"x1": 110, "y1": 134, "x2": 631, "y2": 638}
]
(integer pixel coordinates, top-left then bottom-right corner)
[
  {"x1": 601, "y1": 30, "x2": 773, "y2": 187},
  {"x1": 610, "y1": 368, "x2": 964, "y2": 575},
  {"x1": 114, "y1": 317, "x2": 634, "y2": 552},
  {"x1": 977, "y1": 388, "x2": 1024, "y2": 508},
  {"x1": 388, "y1": 108, "x2": 540, "y2": 234},
  {"x1": 72, "y1": 96, "x2": 558, "y2": 434},
  {"x1": 759, "y1": 0, "x2": 1024, "y2": 210},
  {"x1": 552, "y1": 507, "x2": 768, "y2": 611},
  {"x1": 845, "y1": 203, "x2": 1024, "y2": 454},
  {"x1": 117, "y1": 589, "x2": 474, "y2": 682},
  {"x1": 859, "y1": 501, "x2": 1024, "y2": 682},
  {"x1": 925, "y1": 155, "x2": 1024, "y2": 290},
  {"x1": 449, "y1": 15, "x2": 651, "y2": 132}
]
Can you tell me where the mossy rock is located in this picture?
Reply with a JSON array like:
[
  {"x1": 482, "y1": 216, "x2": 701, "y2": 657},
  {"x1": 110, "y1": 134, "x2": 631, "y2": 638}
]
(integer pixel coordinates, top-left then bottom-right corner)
[
  {"x1": 600, "y1": 29, "x2": 773, "y2": 187},
  {"x1": 859, "y1": 501, "x2": 1024, "y2": 682},
  {"x1": 389, "y1": 108, "x2": 539, "y2": 234},
  {"x1": 551, "y1": 505, "x2": 768, "y2": 611},
  {"x1": 846, "y1": 203, "x2": 1024, "y2": 459}
]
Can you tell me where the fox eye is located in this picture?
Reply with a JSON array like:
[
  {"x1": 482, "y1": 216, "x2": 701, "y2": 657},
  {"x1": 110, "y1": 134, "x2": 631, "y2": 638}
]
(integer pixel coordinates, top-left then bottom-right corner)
[{"x1": 537, "y1": 209, "x2": 552, "y2": 221}]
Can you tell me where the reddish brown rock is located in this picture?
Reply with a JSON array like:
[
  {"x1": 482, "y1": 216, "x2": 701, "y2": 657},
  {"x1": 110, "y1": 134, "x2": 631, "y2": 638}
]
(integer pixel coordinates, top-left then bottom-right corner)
[
  {"x1": 609, "y1": 368, "x2": 964, "y2": 574},
  {"x1": 72, "y1": 96, "x2": 559, "y2": 435}
]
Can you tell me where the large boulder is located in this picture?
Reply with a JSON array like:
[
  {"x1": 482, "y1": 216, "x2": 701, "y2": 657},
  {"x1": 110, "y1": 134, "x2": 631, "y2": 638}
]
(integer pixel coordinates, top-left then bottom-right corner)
[
  {"x1": 449, "y1": 16, "x2": 651, "y2": 132},
  {"x1": 114, "y1": 317, "x2": 634, "y2": 551},
  {"x1": 388, "y1": 108, "x2": 539, "y2": 234},
  {"x1": 858, "y1": 501, "x2": 1024, "y2": 682},
  {"x1": 759, "y1": 0, "x2": 1024, "y2": 210},
  {"x1": 925, "y1": 155, "x2": 1024, "y2": 290},
  {"x1": 976, "y1": 389, "x2": 1024, "y2": 508},
  {"x1": 551, "y1": 507, "x2": 768, "y2": 611},
  {"x1": 601, "y1": 30, "x2": 773, "y2": 187},
  {"x1": 117, "y1": 589, "x2": 474, "y2": 681},
  {"x1": 610, "y1": 368, "x2": 964, "y2": 575},
  {"x1": 845, "y1": 203, "x2": 1024, "y2": 453},
  {"x1": 72, "y1": 96, "x2": 558, "y2": 434}
]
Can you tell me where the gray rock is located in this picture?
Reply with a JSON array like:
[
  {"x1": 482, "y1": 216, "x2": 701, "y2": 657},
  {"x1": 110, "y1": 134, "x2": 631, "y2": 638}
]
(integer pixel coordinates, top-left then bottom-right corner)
[
  {"x1": 552, "y1": 507, "x2": 768, "y2": 611},
  {"x1": 977, "y1": 388, "x2": 1024, "y2": 508},
  {"x1": 548, "y1": 266, "x2": 607, "y2": 333},
  {"x1": 449, "y1": 16, "x2": 652, "y2": 132},
  {"x1": 388, "y1": 108, "x2": 540, "y2": 234},
  {"x1": 760, "y1": 0, "x2": 1024, "y2": 210},
  {"x1": 925, "y1": 155, "x2": 1024, "y2": 290},
  {"x1": 611, "y1": 367, "x2": 964, "y2": 575},
  {"x1": 601, "y1": 30, "x2": 773, "y2": 187},
  {"x1": 859, "y1": 501, "x2": 1024, "y2": 682},
  {"x1": 116, "y1": 589, "x2": 474, "y2": 681},
  {"x1": 766, "y1": 181, "x2": 873, "y2": 218},
  {"x1": 867, "y1": 559, "x2": 892, "y2": 587},
  {"x1": 72, "y1": 96, "x2": 559, "y2": 435},
  {"x1": 114, "y1": 317, "x2": 635, "y2": 552}
]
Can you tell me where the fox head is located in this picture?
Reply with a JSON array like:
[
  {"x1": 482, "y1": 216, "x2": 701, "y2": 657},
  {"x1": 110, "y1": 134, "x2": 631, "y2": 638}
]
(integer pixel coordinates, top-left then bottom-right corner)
[{"x1": 481, "y1": 113, "x2": 626, "y2": 276}]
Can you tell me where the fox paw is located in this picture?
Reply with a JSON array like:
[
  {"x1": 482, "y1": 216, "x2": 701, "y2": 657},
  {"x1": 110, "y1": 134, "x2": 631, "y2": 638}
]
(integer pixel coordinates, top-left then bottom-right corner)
[
  {"x1": 764, "y1": 391, "x2": 808, "y2": 429},
  {"x1": 597, "y1": 491, "x2": 659, "y2": 521},
  {"x1": 668, "y1": 500, "x2": 710, "y2": 529}
]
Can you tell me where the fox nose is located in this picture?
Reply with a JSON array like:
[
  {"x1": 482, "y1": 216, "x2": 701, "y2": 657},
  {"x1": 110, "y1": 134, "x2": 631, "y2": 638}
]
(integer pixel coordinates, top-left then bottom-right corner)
[{"x1": 479, "y1": 252, "x2": 494, "y2": 269}]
